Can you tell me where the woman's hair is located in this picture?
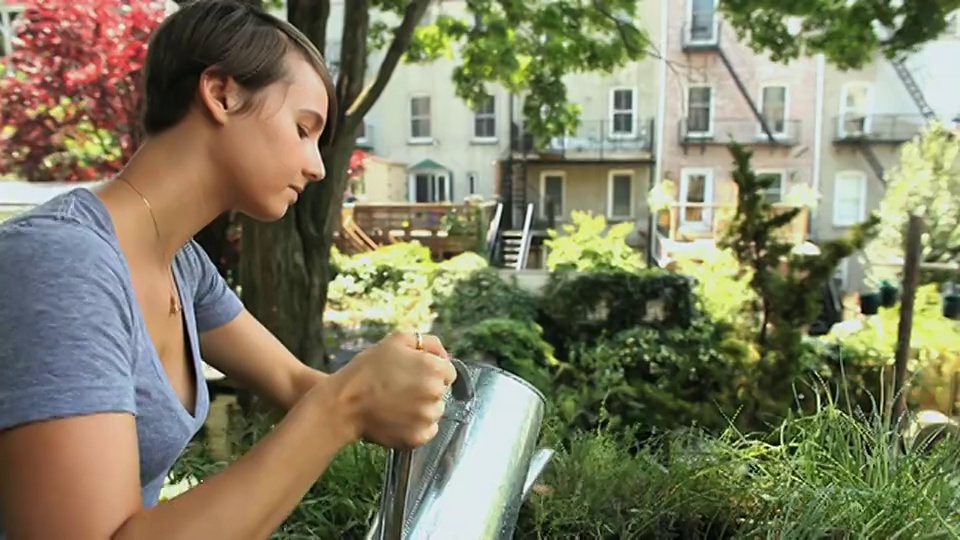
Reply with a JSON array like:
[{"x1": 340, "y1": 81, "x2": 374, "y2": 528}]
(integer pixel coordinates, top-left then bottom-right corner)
[{"x1": 141, "y1": 0, "x2": 338, "y2": 144}]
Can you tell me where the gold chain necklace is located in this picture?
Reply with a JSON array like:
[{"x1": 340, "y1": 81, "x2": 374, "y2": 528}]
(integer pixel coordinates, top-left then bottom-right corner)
[{"x1": 116, "y1": 177, "x2": 183, "y2": 316}]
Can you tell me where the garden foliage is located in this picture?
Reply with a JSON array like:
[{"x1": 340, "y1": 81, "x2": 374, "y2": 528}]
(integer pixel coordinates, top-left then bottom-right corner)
[{"x1": 0, "y1": 0, "x2": 165, "y2": 181}]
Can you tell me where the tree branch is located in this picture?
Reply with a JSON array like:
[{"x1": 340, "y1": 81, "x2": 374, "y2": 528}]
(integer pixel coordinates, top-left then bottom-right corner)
[
  {"x1": 346, "y1": 0, "x2": 431, "y2": 123},
  {"x1": 288, "y1": 0, "x2": 330, "y2": 56}
]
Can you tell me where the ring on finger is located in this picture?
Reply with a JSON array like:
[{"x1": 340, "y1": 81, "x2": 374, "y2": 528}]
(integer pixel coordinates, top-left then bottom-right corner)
[{"x1": 415, "y1": 331, "x2": 424, "y2": 351}]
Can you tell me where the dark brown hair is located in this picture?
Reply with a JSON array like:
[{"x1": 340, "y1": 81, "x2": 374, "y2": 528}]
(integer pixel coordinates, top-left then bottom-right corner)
[{"x1": 141, "y1": 0, "x2": 337, "y2": 145}]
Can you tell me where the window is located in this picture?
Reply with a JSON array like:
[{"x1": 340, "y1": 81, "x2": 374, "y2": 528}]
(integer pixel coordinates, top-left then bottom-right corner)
[
  {"x1": 467, "y1": 171, "x2": 478, "y2": 194},
  {"x1": 410, "y1": 96, "x2": 431, "y2": 140},
  {"x1": 609, "y1": 88, "x2": 636, "y2": 137},
  {"x1": 607, "y1": 171, "x2": 634, "y2": 218},
  {"x1": 0, "y1": 5, "x2": 22, "y2": 57},
  {"x1": 539, "y1": 172, "x2": 565, "y2": 219},
  {"x1": 679, "y1": 168, "x2": 714, "y2": 227},
  {"x1": 688, "y1": 0, "x2": 718, "y2": 43},
  {"x1": 756, "y1": 171, "x2": 785, "y2": 203},
  {"x1": 686, "y1": 86, "x2": 713, "y2": 135},
  {"x1": 946, "y1": 10, "x2": 960, "y2": 37},
  {"x1": 356, "y1": 123, "x2": 368, "y2": 144},
  {"x1": 833, "y1": 171, "x2": 867, "y2": 226},
  {"x1": 838, "y1": 83, "x2": 873, "y2": 137},
  {"x1": 410, "y1": 171, "x2": 451, "y2": 202},
  {"x1": 759, "y1": 85, "x2": 788, "y2": 136},
  {"x1": 473, "y1": 95, "x2": 496, "y2": 140}
]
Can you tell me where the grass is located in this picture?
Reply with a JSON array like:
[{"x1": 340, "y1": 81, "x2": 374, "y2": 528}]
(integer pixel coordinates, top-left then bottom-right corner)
[{"x1": 166, "y1": 400, "x2": 960, "y2": 539}]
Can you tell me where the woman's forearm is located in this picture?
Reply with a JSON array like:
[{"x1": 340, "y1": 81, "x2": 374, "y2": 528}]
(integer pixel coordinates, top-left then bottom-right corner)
[{"x1": 113, "y1": 380, "x2": 357, "y2": 540}]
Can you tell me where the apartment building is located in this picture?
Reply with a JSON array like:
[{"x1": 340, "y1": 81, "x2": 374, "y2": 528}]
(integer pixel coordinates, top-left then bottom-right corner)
[
  {"x1": 651, "y1": 0, "x2": 819, "y2": 264},
  {"x1": 817, "y1": 33, "x2": 960, "y2": 290}
]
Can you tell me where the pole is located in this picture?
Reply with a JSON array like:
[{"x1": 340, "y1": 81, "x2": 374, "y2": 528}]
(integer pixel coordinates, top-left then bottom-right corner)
[{"x1": 892, "y1": 214, "x2": 923, "y2": 430}]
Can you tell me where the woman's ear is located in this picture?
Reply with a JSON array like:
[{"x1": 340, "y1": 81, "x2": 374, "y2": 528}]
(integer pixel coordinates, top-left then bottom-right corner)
[{"x1": 197, "y1": 68, "x2": 243, "y2": 126}]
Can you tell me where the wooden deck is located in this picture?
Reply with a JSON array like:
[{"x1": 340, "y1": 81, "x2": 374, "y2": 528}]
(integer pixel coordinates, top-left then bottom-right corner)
[{"x1": 335, "y1": 202, "x2": 497, "y2": 259}]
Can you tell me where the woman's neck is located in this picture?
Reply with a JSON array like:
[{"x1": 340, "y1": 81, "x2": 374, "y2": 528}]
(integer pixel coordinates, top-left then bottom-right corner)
[{"x1": 96, "y1": 127, "x2": 232, "y2": 265}]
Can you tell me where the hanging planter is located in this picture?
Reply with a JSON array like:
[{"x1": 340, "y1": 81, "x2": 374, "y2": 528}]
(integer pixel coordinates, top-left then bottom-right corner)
[
  {"x1": 879, "y1": 280, "x2": 900, "y2": 308},
  {"x1": 944, "y1": 292, "x2": 960, "y2": 320},
  {"x1": 860, "y1": 291, "x2": 881, "y2": 316}
]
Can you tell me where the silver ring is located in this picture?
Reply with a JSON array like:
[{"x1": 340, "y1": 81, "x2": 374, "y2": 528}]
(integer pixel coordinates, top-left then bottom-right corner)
[{"x1": 414, "y1": 332, "x2": 423, "y2": 351}]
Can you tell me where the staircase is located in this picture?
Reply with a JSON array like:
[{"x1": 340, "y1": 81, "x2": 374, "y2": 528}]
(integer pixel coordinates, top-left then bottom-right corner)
[
  {"x1": 858, "y1": 141, "x2": 887, "y2": 186},
  {"x1": 892, "y1": 58, "x2": 938, "y2": 121},
  {"x1": 499, "y1": 203, "x2": 534, "y2": 270},
  {"x1": 716, "y1": 45, "x2": 778, "y2": 143}
]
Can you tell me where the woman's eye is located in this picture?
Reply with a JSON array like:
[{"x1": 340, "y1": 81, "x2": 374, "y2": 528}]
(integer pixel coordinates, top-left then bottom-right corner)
[{"x1": 297, "y1": 125, "x2": 309, "y2": 138}]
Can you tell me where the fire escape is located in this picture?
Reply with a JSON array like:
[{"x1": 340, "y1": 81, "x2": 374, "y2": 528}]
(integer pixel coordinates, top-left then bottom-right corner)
[
  {"x1": 680, "y1": 20, "x2": 783, "y2": 151},
  {"x1": 856, "y1": 58, "x2": 940, "y2": 185}
]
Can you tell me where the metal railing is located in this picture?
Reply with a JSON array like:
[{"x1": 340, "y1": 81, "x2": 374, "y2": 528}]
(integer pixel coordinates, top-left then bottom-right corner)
[
  {"x1": 832, "y1": 114, "x2": 929, "y2": 143},
  {"x1": 679, "y1": 117, "x2": 802, "y2": 145},
  {"x1": 512, "y1": 118, "x2": 654, "y2": 157}
]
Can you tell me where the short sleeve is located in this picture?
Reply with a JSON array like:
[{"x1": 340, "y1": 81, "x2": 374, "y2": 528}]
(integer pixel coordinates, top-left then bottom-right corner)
[
  {"x1": 0, "y1": 223, "x2": 137, "y2": 431},
  {"x1": 186, "y1": 240, "x2": 243, "y2": 333}
]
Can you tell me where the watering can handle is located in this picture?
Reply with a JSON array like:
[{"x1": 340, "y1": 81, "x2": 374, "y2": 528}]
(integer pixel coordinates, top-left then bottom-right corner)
[{"x1": 449, "y1": 357, "x2": 474, "y2": 402}]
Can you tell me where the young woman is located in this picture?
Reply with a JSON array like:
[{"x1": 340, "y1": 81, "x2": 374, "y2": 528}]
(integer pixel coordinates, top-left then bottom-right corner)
[{"x1": 0, "y1": 1, "x2": 456, "y2": 538}]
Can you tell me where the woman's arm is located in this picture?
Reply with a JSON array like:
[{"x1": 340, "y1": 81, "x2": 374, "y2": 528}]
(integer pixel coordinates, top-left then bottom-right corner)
[
  {"x1": 0, "y1": 331, "x2": 453, "y2": 540},
  {"x1": 199, "y1": 309, "x2": 325, "y2": 412},
  {"x1": 0, "y1": 378, "x2": 354, "y2": 540}
]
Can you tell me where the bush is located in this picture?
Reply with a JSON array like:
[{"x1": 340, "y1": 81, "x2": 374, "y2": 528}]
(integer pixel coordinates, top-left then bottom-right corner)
[
  {"x1": 433, "y1": 267, "x2": 540, "y2": 333},
  {"x1": 544, "y1": 211, "x2": 644, "y2": 272}
]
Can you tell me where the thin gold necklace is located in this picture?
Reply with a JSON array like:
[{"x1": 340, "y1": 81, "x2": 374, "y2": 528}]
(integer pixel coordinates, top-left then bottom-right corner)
[{"x1": 116, "y1": 177, "x2": 183, "y2": 316}]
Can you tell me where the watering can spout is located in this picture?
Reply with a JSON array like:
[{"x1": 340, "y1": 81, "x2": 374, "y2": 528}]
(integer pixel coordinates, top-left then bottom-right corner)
[{"x1": 521, "y1": 448, "x2": 555, "y2": 501}]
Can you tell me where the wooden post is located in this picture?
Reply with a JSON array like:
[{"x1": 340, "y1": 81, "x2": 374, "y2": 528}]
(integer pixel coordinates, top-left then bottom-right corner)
[{"x1": 892, "y1": 214, "x2": 923, "y2": 429}]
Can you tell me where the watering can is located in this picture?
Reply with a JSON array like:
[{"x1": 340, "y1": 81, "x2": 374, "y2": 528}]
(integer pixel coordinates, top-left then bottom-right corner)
[{"x1": 367, "y1": 357, "x2": 553, "y2": 540}]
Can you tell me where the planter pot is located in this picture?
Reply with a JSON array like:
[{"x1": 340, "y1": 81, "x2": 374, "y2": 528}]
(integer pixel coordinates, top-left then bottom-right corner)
[
  {"x1": 860, "y1": 291, "x2": 881, "y2": 316},
  {"x1": 943, "y1": 293, "x2": 960, "y2": 320},
  {"x1": 879, "y1": 280, "x2": 900, "y2": 308}
]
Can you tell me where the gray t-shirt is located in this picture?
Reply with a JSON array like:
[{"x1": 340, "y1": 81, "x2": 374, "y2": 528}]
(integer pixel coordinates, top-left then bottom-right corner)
[{"x1": 0, "y1": 187, "x2": 243, "y2": 534}]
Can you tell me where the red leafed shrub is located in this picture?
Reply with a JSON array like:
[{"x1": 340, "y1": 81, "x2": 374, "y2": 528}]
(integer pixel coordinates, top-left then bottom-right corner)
[{"x1": 0, "y1": 0, "x2": 165, "y2": 182}]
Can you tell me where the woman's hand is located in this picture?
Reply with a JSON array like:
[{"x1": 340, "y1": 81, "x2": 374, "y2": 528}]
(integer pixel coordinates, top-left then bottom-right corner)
[{"x1": 324, "y1": 330, "x2": 457, "y2": 449}]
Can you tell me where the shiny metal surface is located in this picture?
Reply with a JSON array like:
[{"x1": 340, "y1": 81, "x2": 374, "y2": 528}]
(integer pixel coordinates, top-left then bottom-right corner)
[{"x1": 371, "y1": 360, "x2": 550, "y2": 540}]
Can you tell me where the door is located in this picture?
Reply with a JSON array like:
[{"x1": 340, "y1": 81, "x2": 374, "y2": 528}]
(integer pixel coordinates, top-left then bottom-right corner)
[
  {"x1": 838, "y1": 83, "x2": 873, "y2": 137},
  {"x1": 679, "y1": 169, "x2": 714, "y2": 230}
]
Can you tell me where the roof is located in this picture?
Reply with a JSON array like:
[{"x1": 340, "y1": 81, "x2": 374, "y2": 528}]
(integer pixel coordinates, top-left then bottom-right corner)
[{"x1": 407, "y1": 158, "x2": 451, "y2": 172}]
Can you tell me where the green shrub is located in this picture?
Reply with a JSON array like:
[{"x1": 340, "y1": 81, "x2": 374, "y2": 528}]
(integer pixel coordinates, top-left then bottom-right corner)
[
  {"x1": 540, "y1": 269, "x2": 696, "y2": 352},
  {"x1": 434, "y1": 267, "x2": 539, "y2": 332},
  {"x1": 448, "y1": 317, "x2": 559, "y2": 395},
  {"x1": 544, "y1": 211, "x2": 644, "y2": 272}
]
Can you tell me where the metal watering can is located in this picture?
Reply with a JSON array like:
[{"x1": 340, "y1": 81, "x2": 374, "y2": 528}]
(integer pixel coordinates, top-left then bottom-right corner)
[{"x1": 367, "y1": 358, "x2": 553, "y2": 540}]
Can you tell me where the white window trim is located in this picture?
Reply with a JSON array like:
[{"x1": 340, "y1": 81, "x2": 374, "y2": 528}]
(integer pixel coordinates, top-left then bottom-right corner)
[
  {"x1": 832, "y1": 170, "x2": 868, "y2": 227},
  {"x1": 686, "y1": 0, "x2": 720, "y2": 45},
  {"x1": 757, "y1": 83, "x2": 790, "y2": 138},
  {"x1": 754, "y1": 169, "x2": 787, "y2": 202},
  {"x1": 837, "y1": 82, "x2": 874, "y2": 138},
  {"x1": 608, "y1": 87, "x2": 637, "y2": 139},
  {"x1": 0, "y1": 4, "x2": 24, "y2": 57},
  {"x1": 606, "y1": 169, "x2": 636, "y2": 219},
  {"x1": 679, "y1": 167, "x2": 715, "y2": 228},
  {"x1": 685, "y1": 84, "x2": 715, "y2": 138},
  {"x1": 356, "y1": 123, "x2": 369, "y2": 145},
  {"x1": 539, "y1": 170, "x2": 566, "y2": 220},
  {"x1": 472, "y1": 95, "x2": 497, "y2": 143},
  {"x1": 408, "y1": 94, "x2": 433, "y2": 144},
  {"x1": 407, "y1": 169, "x2": 452, "y2": 203}
]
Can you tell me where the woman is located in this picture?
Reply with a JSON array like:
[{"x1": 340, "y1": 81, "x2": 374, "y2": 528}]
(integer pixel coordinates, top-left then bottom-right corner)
[{"x1": 0, "y1": 1, "x2": 456, "y2": 538}]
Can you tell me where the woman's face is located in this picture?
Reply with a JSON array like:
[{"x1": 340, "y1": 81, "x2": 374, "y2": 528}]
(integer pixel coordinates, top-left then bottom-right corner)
[{"x1": 211, "y1": 52, "x2": 330, "y2": 221}]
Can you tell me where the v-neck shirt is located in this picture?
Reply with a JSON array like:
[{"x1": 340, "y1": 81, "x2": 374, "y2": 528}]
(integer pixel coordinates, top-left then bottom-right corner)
[{"x1": 0, "y1": 187, "x2": 244, "y2": 534}]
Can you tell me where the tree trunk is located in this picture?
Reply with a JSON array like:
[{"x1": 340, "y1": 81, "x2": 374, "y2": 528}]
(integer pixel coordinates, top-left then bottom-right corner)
[{"x1": 239, "y1": 140, "x2": 354, "y2": 370}]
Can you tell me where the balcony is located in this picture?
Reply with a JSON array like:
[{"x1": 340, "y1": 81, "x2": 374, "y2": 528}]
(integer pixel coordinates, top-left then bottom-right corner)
[
  {"x1": 512, "y1": 118, "x2": 654, "y2": 160},
  {"x1": 832, "y1": 114, "x2": 928, "y2": 144},
  {"x1": 681, "y1": 20, "x2": 722, "y2": 51},
  {"x1": 651, "y1": 202, "x2": 809, "y2": 265},
  {"x1": 679, "y1": 118, "x2": 802, "y2": 148}
]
